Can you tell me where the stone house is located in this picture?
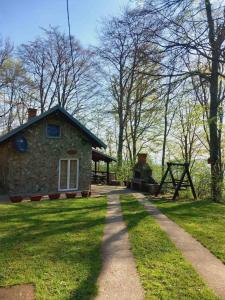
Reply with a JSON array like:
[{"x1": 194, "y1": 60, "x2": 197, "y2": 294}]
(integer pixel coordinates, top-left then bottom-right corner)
[{"x1": 0, "y1": 105, "x2": 106, "y2": 196}]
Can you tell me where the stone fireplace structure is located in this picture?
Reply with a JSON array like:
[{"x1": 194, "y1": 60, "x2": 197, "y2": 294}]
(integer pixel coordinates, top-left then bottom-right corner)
[{"x1": 132, "y1": 153, "x2": 158, "y2": 194}]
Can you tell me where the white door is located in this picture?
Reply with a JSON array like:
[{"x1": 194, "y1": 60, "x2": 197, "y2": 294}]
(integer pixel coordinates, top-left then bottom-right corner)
[{"x1": 58, "y1": 159, "x2": 79, "y2": 191}]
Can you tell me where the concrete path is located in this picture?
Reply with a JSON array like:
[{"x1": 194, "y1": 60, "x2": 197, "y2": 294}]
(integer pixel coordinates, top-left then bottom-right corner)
[
  {"x1": 0, "y1": 284, "x2": 35, "y2": 300},
  {"x1": 91, "y1": 185, "x2": 131, "y2": 197},
  {"x1": 95, "y1": 194, "x2": 144, "y2": 300},
  {"x1": 133, "y1": 193, "x2": 225, "y2": 300}
]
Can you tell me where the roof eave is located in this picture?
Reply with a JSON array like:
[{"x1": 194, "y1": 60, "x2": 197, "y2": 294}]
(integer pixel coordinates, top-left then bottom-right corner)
[{"x1": 0, "y1": 105, "x2": 107, "y2": 149}]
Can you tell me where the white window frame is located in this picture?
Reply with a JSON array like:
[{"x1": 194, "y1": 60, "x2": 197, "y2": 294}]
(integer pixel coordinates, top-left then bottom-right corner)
[{"x1": 58, "y1": 158, "x2": 79, "y2": 191}]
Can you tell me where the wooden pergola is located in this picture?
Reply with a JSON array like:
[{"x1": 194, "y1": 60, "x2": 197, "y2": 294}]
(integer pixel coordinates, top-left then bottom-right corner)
[{"x1": 92, "y1": 149, "x2": 116, "y2": 184}]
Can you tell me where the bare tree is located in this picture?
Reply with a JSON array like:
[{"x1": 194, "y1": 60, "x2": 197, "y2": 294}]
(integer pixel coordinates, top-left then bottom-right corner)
[
  {"x1": 124, "y1": 71, "x2": 160, "y2": 164},
  {"x1": 0, "y1": 59, "x2": 35, "y2": 132},
  {"x1": 0, "y1": 40, "x2": 35, "y2": 133},
  {"x1": 19, "y1": 27, "x2": 98, "y2": 115},
  {"x1": 160, "y1": 63, "x2": 179, "y2": 175},
  {"x1": 0, "y1": 38, "x2": 13, "y2": 84},
  {"x1": 97, "y1": 11, "x2": 160, "y2": 167}
]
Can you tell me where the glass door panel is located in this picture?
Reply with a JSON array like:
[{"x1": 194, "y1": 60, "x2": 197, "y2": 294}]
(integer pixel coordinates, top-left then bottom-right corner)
[
  {"x1": 60, "y1": 160, "x2": 68, "y2": 190},
  {"x1": 70, "y1": 160, "x2": 77, "y2": 189}
]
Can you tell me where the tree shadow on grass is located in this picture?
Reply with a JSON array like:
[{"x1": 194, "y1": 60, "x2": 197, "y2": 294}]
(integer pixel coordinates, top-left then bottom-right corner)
[
  {"x1": 0, "y1": 207, "x2": 107, "y2": 249},
  {"x1": 0, "y1": 198, "x2": 107, "y2": 300},
  {"x1": 149, "y1": 199, "x2": 225, "y2": 219},
  {"x1": 0, "y1": 200, "x2": 106, "y2": 222}
]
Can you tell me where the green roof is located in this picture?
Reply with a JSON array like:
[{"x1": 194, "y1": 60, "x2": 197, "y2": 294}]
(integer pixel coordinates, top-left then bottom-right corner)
[
  {"x1": 92, "y1": 149, "x2": 117, "y2": 162},
  {"x1": 0, "y1": 105, "x2": 107, "y2": 149}
]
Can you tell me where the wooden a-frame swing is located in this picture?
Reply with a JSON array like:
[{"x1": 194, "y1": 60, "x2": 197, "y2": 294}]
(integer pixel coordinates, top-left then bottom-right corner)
[{"x1": 156, "y1": 162, "x2": 197, "y2": 200}]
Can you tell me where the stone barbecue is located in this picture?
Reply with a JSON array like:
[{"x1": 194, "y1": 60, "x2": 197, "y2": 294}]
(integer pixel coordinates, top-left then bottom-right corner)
[{"x1": 132, "y1": 153, "x2": 158, "y2": 193}]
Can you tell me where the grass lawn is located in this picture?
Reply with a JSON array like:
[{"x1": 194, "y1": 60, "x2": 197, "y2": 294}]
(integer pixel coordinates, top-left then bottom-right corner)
[
  {"x1": 120, "y1": 194, "x2": 219, "y2": 300},
  {"x1": 0, "y1": 197, "x2": 107, "y2": 300},
  {"x1": 153, "y1": 199, "x2": 225, "y2": 263}
]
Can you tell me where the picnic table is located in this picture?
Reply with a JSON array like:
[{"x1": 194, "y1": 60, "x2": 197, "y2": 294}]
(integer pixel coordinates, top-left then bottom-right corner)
[{"x1": 92, "y1": 173, "x2": 107, "y2": 184}]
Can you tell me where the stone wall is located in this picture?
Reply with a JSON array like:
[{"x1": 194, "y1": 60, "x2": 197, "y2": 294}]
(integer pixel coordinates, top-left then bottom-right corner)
[
  {"x1": 0, "y1": 142, "x2": 10, "y2": 193},
  {"x1": 0, "y1": 113, "x2": 92, "y2": 195}
]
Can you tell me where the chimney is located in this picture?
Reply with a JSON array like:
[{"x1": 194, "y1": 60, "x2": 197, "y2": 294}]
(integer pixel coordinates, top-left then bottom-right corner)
[
  {"x1": 138, "y1": 153, "x2": 147, "y2": 163},
  {"x1": 28, "y1": 108, "x2": 37, "y2": 120}
]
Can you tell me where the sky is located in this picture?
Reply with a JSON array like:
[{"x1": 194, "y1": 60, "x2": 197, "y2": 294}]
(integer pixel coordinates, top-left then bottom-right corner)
[{"x1": 0, "y1": 0, "x2": 131, "y2": 47}]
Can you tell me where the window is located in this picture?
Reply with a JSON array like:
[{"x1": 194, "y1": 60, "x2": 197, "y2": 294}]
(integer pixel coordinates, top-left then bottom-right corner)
[
  {"x1": 47, "y1": 124, "x2": 61, "y2": 138},
  {"x1": 58, "y1": 159, "x2": 79, "y2": 191},
  {"x1": 13, "y1": 136, "x2": 28, "y2": 152}
]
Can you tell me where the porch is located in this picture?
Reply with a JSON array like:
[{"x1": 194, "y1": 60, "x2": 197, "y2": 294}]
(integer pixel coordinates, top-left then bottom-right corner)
[{"x1": 92, "y1": 149, "x2": 117, "y2": 185}]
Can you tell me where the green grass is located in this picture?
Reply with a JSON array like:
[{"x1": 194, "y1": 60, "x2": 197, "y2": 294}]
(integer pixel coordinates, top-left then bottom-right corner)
[
  {"x1": 153, "y1": 199, "x2": 225, "y2": 263},
  {"x1": 120, "y1": 194, "x2": 219, "y2": 300},
  {"x1": 0, "y1": 197, "x2": 107, "y2": 300}
]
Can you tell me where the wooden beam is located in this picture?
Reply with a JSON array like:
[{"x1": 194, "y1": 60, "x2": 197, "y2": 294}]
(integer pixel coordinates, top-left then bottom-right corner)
[
  {"x1": 156, "y1": 163, "x2": 170, "y2": 196},
  {"x1": 94, "y1": 161, "x2": 97, "y2": 175},
  {"x1": 106, "y1": 162, "x2": 110, "y2": 185}
]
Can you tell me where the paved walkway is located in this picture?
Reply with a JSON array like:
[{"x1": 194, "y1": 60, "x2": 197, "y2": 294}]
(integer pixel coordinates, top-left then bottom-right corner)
[
  {"x1": 133, "y1": 193, "x2": 225, "y2": 300},
  {"x1": 0, "y1": 284, "x2": 35, "y2": 300},
  {"x1": 91, "y1": 185, "x2": 129, "y2": 197},
  {"x1": 95, "y1": 194, "x2": 144, "y2": 300}
]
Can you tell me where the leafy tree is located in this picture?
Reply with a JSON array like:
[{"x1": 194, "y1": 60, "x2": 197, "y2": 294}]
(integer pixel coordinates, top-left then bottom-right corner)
[{"x1": 135, "y1": 0, "x2": 225, "y2": 201}]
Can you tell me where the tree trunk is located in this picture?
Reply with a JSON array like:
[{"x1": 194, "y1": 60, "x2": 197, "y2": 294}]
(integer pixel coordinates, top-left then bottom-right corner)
[
  {"x1": 161, "y1": 71, "x2": 174, "y2": 176},
  {"x1": 162, "y1": 88, "x2": 170, "y2": 176},
  {"x1": 162, "y1": 109, "x2": 167, "y2": 176},
  {"x1": 205, "y1": 0, "x2": 223, "y2": 202},
  {"x1": 117, "y1": 124, "x2": 124, "y2": 168},
  {"x1": 209, "y1": 63, "x2": 223, "y2": 201},
  {"x1": 132, "y1": 140, "x2": 137, "y2": 165}
]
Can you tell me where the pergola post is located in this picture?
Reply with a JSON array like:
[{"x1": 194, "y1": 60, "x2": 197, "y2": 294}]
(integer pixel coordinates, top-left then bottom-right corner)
[
  {"x1": 94, "y1": 161, "x2": 97, "y2": 175},
  {"x1": 106, "y1": 161, "x2": 110, "y2": 185}
]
